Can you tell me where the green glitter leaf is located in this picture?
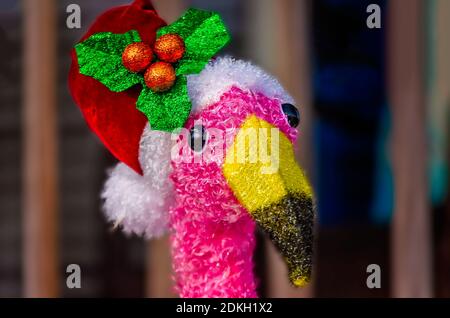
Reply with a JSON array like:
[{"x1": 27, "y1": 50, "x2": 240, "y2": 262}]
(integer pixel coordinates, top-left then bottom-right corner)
[
  {"x1": 75, "y1": 30, "x2": 143, "y2": 92},
  {"x1": 157, "y1": 8, "x2": 231, "y2": 76},
  {"x1": 136, "y1": 76, "x2": 192, "y2": 132}
]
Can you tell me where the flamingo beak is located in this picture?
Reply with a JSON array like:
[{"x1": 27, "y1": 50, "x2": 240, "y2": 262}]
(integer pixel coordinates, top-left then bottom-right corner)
[{"x1": 222, "y1": 115, "x2": 314, "y2": 287}]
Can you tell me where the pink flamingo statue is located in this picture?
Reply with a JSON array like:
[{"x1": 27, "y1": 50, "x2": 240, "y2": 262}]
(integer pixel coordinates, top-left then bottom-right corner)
[{"x1": 69, "y1": 0, "x2": 314, "y2": 298}]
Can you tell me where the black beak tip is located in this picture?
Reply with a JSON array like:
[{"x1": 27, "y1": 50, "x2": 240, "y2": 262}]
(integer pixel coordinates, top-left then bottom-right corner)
[{"x1": 251, "y1": 193, "x2": 314, "y2": 288}]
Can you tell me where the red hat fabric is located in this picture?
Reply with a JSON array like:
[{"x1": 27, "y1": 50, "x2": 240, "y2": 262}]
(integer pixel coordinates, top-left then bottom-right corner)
[{"x1": 69, "y1": 0, "x2": 166, "y2": 174}]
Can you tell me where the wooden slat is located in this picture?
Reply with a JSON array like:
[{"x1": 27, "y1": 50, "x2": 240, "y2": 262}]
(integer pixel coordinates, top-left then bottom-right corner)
[
  {"x1": 22, "y1": 0, "x2": 59, "y2": 297},
  {"x1": 145, "y1": 0, "x2": 186, "y2": 298},
  {"x1": 246, "y1": 0, "x2": 314, "y2": 298},
  {"x1": 146, "y1": 238, "x2": 176, "y2": 297},
  {"x1": 388, "y1": 0, "x2": 433, "y2": 298}
]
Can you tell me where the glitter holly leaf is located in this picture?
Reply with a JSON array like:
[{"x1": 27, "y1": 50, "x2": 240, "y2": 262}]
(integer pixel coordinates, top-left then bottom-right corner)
[
  {"x1": 75, "y1": 30, "x2": 143, "y2": 92},
  {"x1": 157, "y1": 8, "x2": 231, "y2": 76},
  {"x1": 136, "y1": 76, "x2": 191, "y2": 131}
]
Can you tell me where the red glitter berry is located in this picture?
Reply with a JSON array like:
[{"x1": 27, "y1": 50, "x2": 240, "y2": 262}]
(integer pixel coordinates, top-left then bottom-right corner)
[
  {"x1": 153, "y1": 34, "x2": 185, "y2": 63},
  {"x1": 122, "y1": 42, "x2": 153, "y2": 73},
  {"x1": 144, "y1": 61, "x2": 176, "y2": 92}
]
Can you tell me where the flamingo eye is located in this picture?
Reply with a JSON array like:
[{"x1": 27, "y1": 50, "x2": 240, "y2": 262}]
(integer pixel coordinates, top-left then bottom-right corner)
[
  {"x1": 281, "y1": 103, "x2": 300, "y2": 128},
  {"x1": 189, "y1": 125, "x2": 207, "y2": 152}
]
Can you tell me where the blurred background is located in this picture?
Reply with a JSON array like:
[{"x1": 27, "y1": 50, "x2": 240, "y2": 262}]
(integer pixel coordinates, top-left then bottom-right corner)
[{"x1": 0, "y1": 0, "x2": 449, "y2": 297}]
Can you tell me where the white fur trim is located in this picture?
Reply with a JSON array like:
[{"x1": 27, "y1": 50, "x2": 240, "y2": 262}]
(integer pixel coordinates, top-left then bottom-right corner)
[
  {"x1": 101, "y1": 127, "x2": 174, "y2": 239},
  {"x1": 187, "y1": 56, "x2": 294, "y2": 113}
]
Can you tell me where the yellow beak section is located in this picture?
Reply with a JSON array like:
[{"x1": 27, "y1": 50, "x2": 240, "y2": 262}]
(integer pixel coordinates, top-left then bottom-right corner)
[{"x1": 223, "y1": 115, "x2": 314, "y2": 287}]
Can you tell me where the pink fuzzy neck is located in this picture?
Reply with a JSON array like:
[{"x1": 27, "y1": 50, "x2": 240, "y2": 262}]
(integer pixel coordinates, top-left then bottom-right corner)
[{"x1": 170, "y1": 203, "x2": 257, "y2": 297}]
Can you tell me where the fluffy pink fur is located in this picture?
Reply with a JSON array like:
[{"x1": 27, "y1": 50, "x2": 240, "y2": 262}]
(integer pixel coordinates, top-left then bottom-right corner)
[{"x1": 169, "y1": 86, "x2": 298, "y2": 297}]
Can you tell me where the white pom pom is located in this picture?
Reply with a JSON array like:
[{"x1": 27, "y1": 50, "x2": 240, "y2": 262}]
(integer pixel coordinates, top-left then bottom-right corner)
[
  {"x1": 101, "y1": 163, "x2": 170, "y2": 238},
  {"x1": 101, "y1": 126, "x2": 174, "y2": 238}
]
